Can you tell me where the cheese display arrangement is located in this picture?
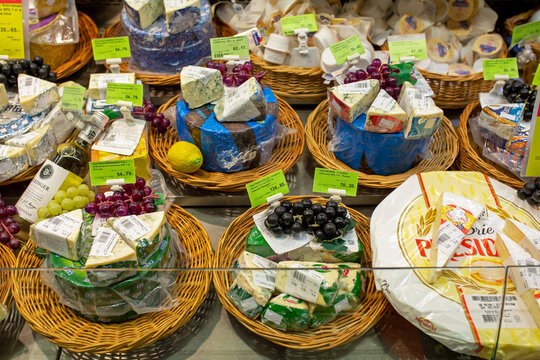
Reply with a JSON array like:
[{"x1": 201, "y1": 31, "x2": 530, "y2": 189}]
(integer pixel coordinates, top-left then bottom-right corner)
[
  {"x1": 372, "y1": 171, "x2": 540, "y2": 359},
  {"x1": 121, "y1": 0, "x2": 215, "y2": 74}
]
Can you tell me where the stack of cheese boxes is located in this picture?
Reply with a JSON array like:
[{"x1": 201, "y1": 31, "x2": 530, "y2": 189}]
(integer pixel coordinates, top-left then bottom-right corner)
[
  {"x1": 0, "y1": 75, "x2": 82, "y2": 183},
  {"x1": 428, "y1": 192, "x2": 540, "y2": 328}
]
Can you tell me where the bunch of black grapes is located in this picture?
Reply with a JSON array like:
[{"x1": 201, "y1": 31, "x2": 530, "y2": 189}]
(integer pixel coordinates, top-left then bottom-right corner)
[{"x1": 517, "y1": 178, "x2": 540, "y2": 205}]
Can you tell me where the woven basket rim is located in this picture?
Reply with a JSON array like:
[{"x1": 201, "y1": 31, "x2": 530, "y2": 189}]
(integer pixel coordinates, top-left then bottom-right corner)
[
  {"x1": 250, "y1": 53, "x2": 324, "y2": 75},
  {"x1": 305, "y1": 100, "x2": 459, "y2": 188},
  {"x1": 149, "y1": 94, "x2": 305, "y2": 192},
  {"x1": 213, "y1": 195, "x2": 388, "y2": 350},
  {"x1": 456, "y1": 101, "x2": 525, "y2": 189},
  {"x1": 11, "y1": 204, "x2": 214, "y2": 354},
  {"x1": 0, "y1": 244, "x2": 16, "y2": 308}
]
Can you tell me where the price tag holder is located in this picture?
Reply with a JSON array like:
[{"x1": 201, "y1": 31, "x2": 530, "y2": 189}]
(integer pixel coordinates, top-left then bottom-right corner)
[
  {"x1": 246, "y1": 170, "x2": 289, "y2": 207},
  {"x1": 329, "y1": 36, "x2": 365, "y2": 65},
  {"x1": 533, "y1": 65, "x2": 540, "y2": 87},
  {"x1": 511, "y1": 21, "x2": 540, "y2": 47},
  {"x1": 0, "y1": 0, "x2": 26, "y2": 59},
  {"x1": 281, "y1": 14, "x2": 318, "y2": 36},
  {"x1": 210, "y1": 36, "x2": 249, "y2": 60},
  {"x1": 483, "y1": 58, "x2": 519, "y2": 80},
  {"x1": 92, "y1": 37, "x2": 131, "y2": 61},
  {"x1": 61, "y1": 86, "x2": 85, "y2": 111},
  {"x1": 105, "y1": 83, "x2": 143, "y2": 107},
  {"x1": 312, "y1": 168, "x2": 358, "y2": 197},
  {"x1": 387, "y1": 34, "x2": 427, "y2": 62},
  {"x1": 89, "y1": 160, "x2": 136, "y2": 186}
]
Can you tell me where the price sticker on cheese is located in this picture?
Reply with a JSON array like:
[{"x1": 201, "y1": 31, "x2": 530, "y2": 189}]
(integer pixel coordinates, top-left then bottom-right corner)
[
  {"x1": 312, "y1": 168, "x2": 359, "y2": 197},
  {"x1": 482, "y1": 58, "x2": 519, "y2": 80},
  {"x1": 105, "y1": 83, "x2": 143, "y2": 106},
  {"x1": 387, "y1": 34, "x2": 427, "y2": 62},
  {"x1": 280, "y1": 14, "x2": 318, "y2": 36},
  {"x1": 246, "y1": 170, "x2": 289, "y2": 207},
  {"x1": 210, "y1": 36, "x2": 249, "y2": 60},
  {"x1": 0, "y1": 0, "x2": 25, "y2": 59},
  {"x1": 61, "y1": 86, "x2": 85, "y2": 111},
  {"x1": 511, "y1": 21, "x2": 540, "y2": 47},
  {"x1": 329, "y1": 36, "x2": 365, "y2": 65},
  {"x1": 89, "y1": 159, "x2": 136, "y2": 186},
  {"x1": 92, "y1": 37, "x2": 131, "y2": 61}
]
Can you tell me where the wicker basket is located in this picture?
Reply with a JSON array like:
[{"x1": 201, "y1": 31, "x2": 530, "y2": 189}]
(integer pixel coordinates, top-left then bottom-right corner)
[
  {"x1": 149, "y1": 94, "x2": 305, "y2": 192},
  {"x1": 0, "y1": 244, "x2": 16, "y2": 310},
  {"x1": 11, "y1": 205, "x2": 213, "y2": 354},
  {"x1": 213, "y1": 195, "x2": 388, "y2": 350},
  {"x1": 305, "y1": 100, "x2": 459, "y2": 189},
  {"x1": 504, "y1": 9, "x2": 540, "y2": 58},
  {"x1": 456, "y1": 101, "x2": 524, "y2": 189}
]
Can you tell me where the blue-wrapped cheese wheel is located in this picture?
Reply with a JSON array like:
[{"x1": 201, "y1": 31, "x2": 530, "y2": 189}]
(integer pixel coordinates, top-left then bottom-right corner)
[{"x1": 175, "y1": 86, "x2": 279, "y2": 173}]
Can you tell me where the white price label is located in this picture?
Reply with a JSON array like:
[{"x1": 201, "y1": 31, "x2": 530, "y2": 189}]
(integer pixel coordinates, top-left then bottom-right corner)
[
  {"x1": 89, "y1": 227, "x2": 119, "y2": 257},
  {"x1": 371, "y1": 90, "x2": 396, "y2": 113},
  {"x1": 284, "y1": 267, "x2": 324, "y2": 303},
  {"x1": 462, "y1": 294, "x2": 536, "y2": 329},
  {"x1": 114, "y1": 215, "x2": 151, "y2": 242}
]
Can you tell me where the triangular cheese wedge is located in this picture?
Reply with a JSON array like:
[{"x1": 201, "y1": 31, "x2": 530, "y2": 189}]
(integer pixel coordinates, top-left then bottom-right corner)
[
  {"x1": 85, "y1": 225, "x2": 137, "y2": 268},
  {"x1": 503, "y1": 219, "x2": 540, "y2": 262},
  {"x1": 34, "y1": 209, "x2": 83, "y2": 261},
  {"x1": 428, "y1": 193, "x2": 484, "y2": 283}
]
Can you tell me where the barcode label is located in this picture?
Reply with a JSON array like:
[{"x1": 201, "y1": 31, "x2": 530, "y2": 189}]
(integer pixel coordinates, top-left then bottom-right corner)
[
  {"x1": 293, "y1": 270, "x2": 307, "y2": 283},
  {"x1": 463, "y1": 293, "x2": 535, "y2": 329},
  {"x1": 263, "y1": 309, "x2": 283, "y2": 325},
  {"x1": 89, "y1": 227, "x2": 119, "y2": 257},
  {"x1": 482, "y1": 314, "x2": 498, "y2": 323},
  {"x1": 49, "y1": 217, "x2": 63, "y2": 226},
  {"x1": 338, "y1": 80, "x2": 372, "y2": 94},
  {"x1": 471, "y1": 295, "x2": 518, "y2": 302},
  {"x1": 284, "y1": 267, "x2": 325, "y2": 303},
  {"x1": 371, "y1": 90, "x2": 396, "y2": 112},
  {"x1": 252, "y1": 270, "x2": 276, "y2": 290},
  {"x1": 241, "y1": 297, "x2": 258, "y2": 311},
  {"x1": 334, "y1": 297, "x2": 350, "y2": 314},
  {"x1": 435, "y1": 221, "x2": 464, "y2": 265},
  {"x1": 113, "y1": 215, "x2": 150, "y2": 242},
  {"x1": 19, "y1": 76, "x2": 39, "y2": 97}
]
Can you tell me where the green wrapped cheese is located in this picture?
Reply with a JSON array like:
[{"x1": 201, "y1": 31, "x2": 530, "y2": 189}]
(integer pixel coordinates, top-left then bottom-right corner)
[{"x1": 261, "y1": 293, "x2": 310, "y2": 331}]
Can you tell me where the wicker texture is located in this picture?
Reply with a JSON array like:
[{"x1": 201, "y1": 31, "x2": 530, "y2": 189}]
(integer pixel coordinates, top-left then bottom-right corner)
[
  {"x1": 504, "y1": 9, "x2": 540, "y2": 58},
  {"x1": 456, "y1": 101, "x2": 524, "y2": 189},
  {"x1": 55, "y1": 12, "x2": 99, "y2": 80},
  {"x1": 305, "y1": 100, "x2": 459, "y2": 188},
  {"x1": 11, "y1": 205, "x2": 213, "y2": 354},
  {"x1": 149, "y1": 95, "x2": 305, "y2": 192},
  {"x1": 0, "y1": 244, "x2": 16, "y2": 309},
  {"x1": 213, "y1": 195, "x2": 388, "y2": 350}
]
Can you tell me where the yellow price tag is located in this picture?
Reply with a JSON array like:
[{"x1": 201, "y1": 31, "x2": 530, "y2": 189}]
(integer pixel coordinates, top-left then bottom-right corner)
[{"x1": 0, "y1": 1, "x2": 25, "y2": 59}]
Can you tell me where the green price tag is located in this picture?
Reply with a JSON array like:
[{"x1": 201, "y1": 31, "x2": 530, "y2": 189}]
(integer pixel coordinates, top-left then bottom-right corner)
[
  {"x1": 388, "y1": 37, "x2": 428, "y2": 62},
  {"x1": 482, "y1": 58, "x2": 519, "y2": 80},
  {"x1": 280, "y1": 14, "x2": 318, "y2": 36},
  {"x1": 511, "y1": 21, "x2": 540, "y2": 47},
  {"x1": 92, "y1": 37, "x2": 131, "y2": 61},
  {"x1": 312, "y1": 168, "x2": 358, "y2": 197},
  {"x1": 89, "y1": 160, "x2": 136, "y2": 186},
  {"x1": 246, "y1": 170, "x2": 289, "y2": 207},
  {"x1": 210, "y1": 36, "x2": 249, "y2": 60},
  {"x1": 106, "y1": 83, "x2": 143, "y2": 106},
  {"x1": 533, "y1": 65, "x2": 540, "y2": 86},
  {"x1": 61, "y1": 86, "x2": 85, "y2": 111},
  {"x1": 329, "y1": 36, "x2": 365, "y2": 65}
]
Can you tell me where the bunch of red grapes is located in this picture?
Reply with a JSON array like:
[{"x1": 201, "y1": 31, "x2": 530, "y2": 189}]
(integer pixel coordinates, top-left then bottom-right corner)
[
  {"x1": 343, "y1": 59, "x2": 403, "y2": 99},
  {"x1": 206, "y1": 61, "x2": 265, "y2": 87},
  {"x1": 133, "y1": 99, "x2": 171, "y2": 134},
  {"x1": 0, "y1": 194, "x2": 21, "y2": 250}
]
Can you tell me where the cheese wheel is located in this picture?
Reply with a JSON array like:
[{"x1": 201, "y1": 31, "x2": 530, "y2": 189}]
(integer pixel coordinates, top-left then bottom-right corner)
[
  {"x1": 448, "y1": 63, "x2": 474, "y2": 76},
  {"x1": 29, "y1": 12, "x2": 76, "y2": 69},
  {"x1": 399, "y1": 14, "x2": 424, "y2": 34},
  {"x1": 427, "y1": 38, "x2": 454, "y2": 63},
  {"x1": 448, "y1": 0, "x2": 476, "y2": 21},
  {"x1": 472, "y1": 34, "x2": 503, "y2": 61},
  {"x1": 433, "y1": 0, "x2": 449, "y2": 22},
  {"x1": 448, "y1": 18, "x2": 473, "y2": 40}
]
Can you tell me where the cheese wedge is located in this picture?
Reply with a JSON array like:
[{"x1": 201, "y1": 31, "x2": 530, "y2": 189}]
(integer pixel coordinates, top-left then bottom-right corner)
[
  {"x1": 398, "y1": 82, "x2": 443, "y2": 140},
  {"x1": 428, "y1": 193, "x2": 484, "y2": 283},
  {"x1": 34, "y1": 209, "x2": 83, "y2": 261},
  {"x1": 215, "y1": 78, "x2": 266, "y2": 123},
  {"x1": 18, "y1": 75, "x2": 59, "y2": 116},
  {"x1": 85, "y1": 226, "x2": 137, "y2": 268},
  {"x1": 124, "y1": 0, "x2": 164, "y2": 29},
  {"x1": 180, "y1": 66, "x2": 224, "y2": 109},
  {"x1": 88, "y1": 73, "x2": 136, "y2": 100},
  {"x1": 328, "y1": 80, "x2": 379, "y2": 123},
  {"x1": 478, "y1": 104, "x2": 524, "y2": 142},
  {"x1": 0, "y1": 144, "x2": 29, "y2": 182},
  {"x1": 6, "y1": 125, "x2": 56, "y2": 166},
  {"x1": 0, "y1": 84, "x2": 8, "y2": 112},
  {"x1": 164, "y1": 0, "x2": 201, "y2": 34},
  {"x1": 261, "y1": 293, "x2": 310, "y2": 331},
  {"x1": 40, "y1": 102, "x2": 76, "y2": 144},
  {"x1": 503, "y1": 219, "x2": 540, "y2": 262},
  {"x1": 365, "y1": 89, "x2": 406, "y2": 133}
]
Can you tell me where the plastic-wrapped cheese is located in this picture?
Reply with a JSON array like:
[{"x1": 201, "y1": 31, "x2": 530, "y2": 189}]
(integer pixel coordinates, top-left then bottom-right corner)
[
  {"x1": 478, "y1": 104, "x2": 524, "y2": 142},
  {"x1": 215, "y1": 78, "x2": 267, "y2": 123},
  {"x1": 503, "y1": 219, "x2": 540, "y2": 262},
  {"x1": 427, "y1": 38, "x2": 454, "y2": 64},
  {"x1": 33, "y1": 209, "x2": 83, "y2": 261},
  {"x1": 365, "y1": 90, "x2": 406, "y2": 133},
  {"x1": 0, "y1": 144, "x2": 29, "y2": 182},
  {"x1": 31, "y1": 0, "x2": 67, "y2": 19},
  {"x1": 18, "y1": 75, "x2": 59, "y2": 116},
  {"x1": 261, "y1": 293, "x2": 310, "y2": 331},
  {"x1": 164, "y1": 0, "x2": 201, "y2": 34},
  {"x1": 398, "y1": 82, "x2": 443, "y2": 140},
  {"x1": 448, "y1": 0, "x2": 476, "y2": 21},
  {"x1": 180, "y1": 66, "x2": 224, "y2": 109},
  {"x1": 328, "y1": 80, "x2": 379, "y2": 124},
  {"x1": 472, "y1": 34, "x2": 503, "y2": 61},
  {"x1": 39, "y1": 102, "x2": 76, "y2": 144},
  {"x1": 398, "y1": 14, "x2": 424, "y2": 34},
  {"x1": 88, "y1": 73, "x2": 136, "y2": 100},
  {"x1": 6, "y1": 125, "x2": 56, "y2": 166},
  {"x1": 124, "y1": 0, "x2": 164, "y2": 30}
]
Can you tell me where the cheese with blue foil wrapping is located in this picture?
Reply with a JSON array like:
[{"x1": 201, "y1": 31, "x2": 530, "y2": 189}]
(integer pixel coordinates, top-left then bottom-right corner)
[
  {"x1": 478, "y1": 104, "x2": 524, "y2": 142},
  {"x1": 398, "y1": 82, "x2": 443, "y2": 140},
  {"x1": 88, "y1": 73, "x2": 136, "y2": 100},
  {"x1": 215, "y1": 78, "x2": 266, "y2": 123},
  {"x1": 6, "y1": 124, "x2": 56, "y2": 166},
  {"x1": 180, "y1": 66, "x2": 224, "y2": 109},
  {"x1": 365, "y1": 89, "x2": 406, "y2": 133},
  {"x1": 18, "y1": 75, "x2": 59, "y2": 116},
  {"x1": 124, "y1": 0, "x2": 164, "y2": 29},
  {"x1": 0, "y1": 144, "x2": 28, "y2": 182},
  {"x1": 164, "y1": 0, "x2": 201, "y2": 34},
  {"x1": 328, "y1": 80, "x2": 379, "y2": 124},
  {"x1": 0, "y1": 106, "x2": 42, "y2": 141}
]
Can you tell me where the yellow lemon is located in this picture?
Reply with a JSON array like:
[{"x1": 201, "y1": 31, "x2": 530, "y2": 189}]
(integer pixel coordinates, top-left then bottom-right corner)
[{"x1": 167, "y1": 141, "x2": 203, "y2": 174}]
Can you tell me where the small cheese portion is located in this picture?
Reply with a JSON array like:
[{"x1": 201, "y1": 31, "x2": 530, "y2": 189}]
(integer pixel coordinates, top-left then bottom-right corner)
[
  {"x1": 398, "y1": 82, "x2": 443, "y2": 139},
  {"x1": 88, "y1": 73, "x2": 136, "y2": 100},
  {"x1": 365, "y1": 89, "x2": 406, "y2": 133},
  {"x1": 18, "y1": 75, "x2": 59, "y2": 116},
  {"x1": 164, "y1": 0, "x2": 201, "y2": 34},
  {"x1": 503, "y1": 219, "x2": 540, "y2": 262},
  {"x1": 478, "y1": 104, "x2": 524, "y2": 141},
  {"x1": 0, "y1": 144, "x2": 29, "y2": 182},
  {"x1": 0, "y1": 84, "x2": 8, "y2": 112},
  {"x1": 328, "y1": 80, "x2": 379, "y2": 123},
  {"x1": 85, "y1": 226, "x2": 137, "y2": 268},
  {"x1": 261, "y1": 293, "x2": 310, "y2": 331},
  {"x1": 40, "y1": 102, "x2": 76, "y2": 144},
  {"x1": 180, "y1": 66, "x2": 224, "y2": 109},
  {"x1": 6, "y1": 125, "x2": 56, "y2": 166},
  {"x1": 34, "y1": 209, "x2": 83, "y2": 261},
  {"x1": 428, "y1": 193, "x2": 484, "y2": 283},
  {"x1": 214, "y1": 78, "x2": 267, "y2": 123},
  {"x1": 124, "y1": 0, "x2": 164, "y2": 29}
]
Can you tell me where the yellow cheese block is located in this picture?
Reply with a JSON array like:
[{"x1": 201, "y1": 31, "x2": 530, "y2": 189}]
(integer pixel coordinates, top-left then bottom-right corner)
[{"x1": 88, "y1": 73, "x2": 136, "y2": 100}]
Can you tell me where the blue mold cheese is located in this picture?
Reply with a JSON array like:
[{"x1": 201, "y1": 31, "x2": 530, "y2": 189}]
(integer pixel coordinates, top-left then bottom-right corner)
[
  {"x1": 164, "y1": 0, "x2": 201, "y2": 34},
  {"x1": 477, "y1": 104, "x2": 524, "y2": 142},
  {"x1": 124, "y1": 0, "x2": 165, "y2": 30},
  {"x1": 0, "y1": 84, "x2": 8, "y2": 112},
  {"x1": 88, "y1": 73, "x2": 136, "y2": 100},
  {"x1": 328, "y1": 80, "x2": 379, "y2": 124},
  {"x1": 6, "y1": 124, "x2": 56, "y2": 166},
  {"x1": 261, "y1": 293, "x2": 310, "y2": 331},
  {"x1": 215, "y1": 78, "x2": 267, "y2": 123},
  {"x1": 365, "y1": 89, "x2": 406, "y2": 133},
  {"x1": 275, "y1": 261, "x2": 340, "y2": 306},
  {"x1": 398, "y1": 82, "x2": 443, "y2": 140},
  {"x1": 18, "y1": 75, "x2": 59, "y2": 116},
  {"x1": 33, "y1": 209, "x2": 84, "y2": 261},
  {"x1": 227, "y1": 251, "x2": 277, "y2": 318},
  {"x1": 180, "y1": 66, "x2": 224, "y2": 109},
  {"x1": 0, "y1": 144, "x2": 29, "y2": 182}
]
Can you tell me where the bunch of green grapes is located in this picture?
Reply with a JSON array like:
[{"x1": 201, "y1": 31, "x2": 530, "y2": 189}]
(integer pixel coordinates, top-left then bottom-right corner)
[{"x1": 37, "y1": 184, "x2": 95, "y2": 222}]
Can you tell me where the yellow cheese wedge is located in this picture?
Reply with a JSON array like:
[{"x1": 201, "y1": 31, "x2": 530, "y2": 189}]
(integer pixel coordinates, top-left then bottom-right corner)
[
  {"x1": 503, "y1": 219, "x2": 540, "y2": 262},
  {"x1": 0, "y1": 84, "x2": 8, "y2": 111}
]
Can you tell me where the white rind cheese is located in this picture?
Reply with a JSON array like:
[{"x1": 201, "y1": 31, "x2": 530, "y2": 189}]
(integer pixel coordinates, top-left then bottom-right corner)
[
  {"x1": 34, "y1": 209, "x2": 83, "y2": 261},
  {"x1": 214, "y1": 78, "x2": 266, "y2": 123},
  {"x1": 365, "y1": 89, "x2": 406, "y2": 133},
  {"x1": 328, "y1": 80, "x2": 379, "y2": 123},
  {"x1": 18, "y1": 75, "x2": 59, "y2": 116},
  {"x1": 88, "y1": 73, "x2": 136, "y2": 100},
  {"x1": 6, "y1": 125, "x2": 56, "y2": 166},
  {"x1": 180, "y1": 66, "x2": 224, "y2": 108},
  {"x1": 398, "y1": 82, "x2": 443, "y2": 139},
  {"x1": 124, "y1": 0, "x2": 164, "y2": 29},
  {"x1": 0, "y1": 144, "x2": 28, "y2": 182}
]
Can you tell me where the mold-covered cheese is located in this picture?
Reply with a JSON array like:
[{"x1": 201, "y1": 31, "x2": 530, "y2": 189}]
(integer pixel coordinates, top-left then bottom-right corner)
[
  {"x1": 328, "y1": 80, "x2": 379, "y2": 123},
  {"x1": 180, "y1": 66, "x2": 224, "y2": 109}
]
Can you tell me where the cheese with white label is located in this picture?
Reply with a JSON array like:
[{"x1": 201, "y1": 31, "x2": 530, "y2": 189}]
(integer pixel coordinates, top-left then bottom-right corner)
[
  {"x1": 214, "y1": 78, "x2": 267, "y2": 123},
  {"x1": 328, "y1": 80, "x2": 379, "y2": 123},
  {"x1": 365, "y1": 90, "x2": 406, "y2": 133},
  {"x1": 428, "y1": 193, "x2": 484, "y2": 283},
  {"x1": 33, "y1": 209, "x2": 83, "y2": 261},
  {"x1": 261, "y1": 293, "x2": 310, "y2": 331},
  {"x1": 124, "y1": 0, "x2": 164, "y2": 29},
  {"x1": 18, "y1": 75, "x2": 59, "y2": 116},
  {"x1": 398, "y1": 82, "x2": 443, "y2": 140},
  {"x1": 503, "y1": 219, "x2": 540, "y2": 262},
  {"x1": 88, "y1": 73, "x2": 136, "y2": 100},
  {"x1": 164, "y1": 0, "x2": 201, "y2": 34},
  {"x1": 6, "y1": 125, "x2": 56, "y2": 166},
  {"x1": 0, "y1": 84, "x2": 8, "y2": 112},
  {"x1": 478, "y1": 104, "x2": 523, "y2": 142},
  {"x1": 0, "y1": 144, "x2": 28, "y2": 182},
  {"x1": 180, "y1": 66, "x2": 224, "y2": 109},
  {"x1": 39, "y1": 102, "x2": 76, "y2": 144}
]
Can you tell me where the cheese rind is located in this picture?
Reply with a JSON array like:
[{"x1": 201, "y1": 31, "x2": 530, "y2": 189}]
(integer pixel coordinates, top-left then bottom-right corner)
[
  {"x1": 33, "y1": 209, "x2": 83, "y2": 261},
  {"x1": 180, "y1": 66, "x2": 224, "y2": 109},
  {"x1": 328, "y1": 80, "x2": 379, "y2": 123},
  {"x1": 365, "y1": 90, "x2": 406, "y2": 133},
  {"x1": 124, "y1": 0, "x2": 164, "y2": 29},
  {"x1": 214, "y1": 78, "x2": 266, "y2": 123},
  {"x1": 0, "y1": 144, "x2": 28, "y2": 182},
  {"x1": 164, "y1": 0, "x2": 201, "y2": 34},
  {"x1": 6, "y1": 125, "x2": 56, "y2": 166},
  {"x1": 503, "y1": 219, "x2": 540, "y2": 262},
  {"x1": 88, "y1": 73, "x2": 136, "y2": 100},
  {"x1": 398, "y1": 82, "x2": 443, "y2": 139},
  {"x1": 18, "y1": 75, "x2": 59, "y2": 116}
]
